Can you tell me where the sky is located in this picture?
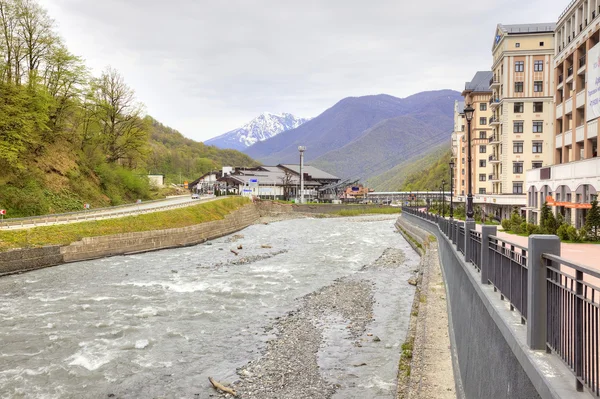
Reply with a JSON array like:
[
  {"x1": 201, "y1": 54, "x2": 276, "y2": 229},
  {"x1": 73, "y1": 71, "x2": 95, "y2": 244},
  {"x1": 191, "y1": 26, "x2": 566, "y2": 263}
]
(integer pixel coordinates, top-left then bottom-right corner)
[{"x1": 38, "y1": 0, "x2": 568, "y2": 142}]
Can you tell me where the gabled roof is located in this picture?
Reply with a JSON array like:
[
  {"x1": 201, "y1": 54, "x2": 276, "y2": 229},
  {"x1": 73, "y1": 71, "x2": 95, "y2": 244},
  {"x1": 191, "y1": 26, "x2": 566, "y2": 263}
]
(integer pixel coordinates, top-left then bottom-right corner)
[
  {"x1": 463, "y1": 71, "x2": 493, "y2": 93},
  {"x1": 278, "y1": 164, "x2": 339, "y2": 180}
]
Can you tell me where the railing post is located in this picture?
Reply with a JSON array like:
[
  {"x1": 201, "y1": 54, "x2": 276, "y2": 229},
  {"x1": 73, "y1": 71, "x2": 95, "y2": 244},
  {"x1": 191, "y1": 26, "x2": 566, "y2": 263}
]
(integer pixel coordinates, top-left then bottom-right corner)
[
  {"x1": 449, "y1": 218, "x2": 454, "y2": 242},
  {"x1": 526, "y1": 234, "x2": 560, "y2": 350},
  {"x1": 480, "y1": 225, "x2": 497, "y2": 285},
  {"x1": 464, "y1": 220, "x2": 475, "y2": 260}
]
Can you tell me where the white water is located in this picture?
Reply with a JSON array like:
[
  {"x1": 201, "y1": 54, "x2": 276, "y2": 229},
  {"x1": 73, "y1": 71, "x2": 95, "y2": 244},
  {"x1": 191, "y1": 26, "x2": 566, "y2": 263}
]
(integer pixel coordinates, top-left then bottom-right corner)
[{"x1": 0, "y1": 216, "x2": 418, "y2": 398}]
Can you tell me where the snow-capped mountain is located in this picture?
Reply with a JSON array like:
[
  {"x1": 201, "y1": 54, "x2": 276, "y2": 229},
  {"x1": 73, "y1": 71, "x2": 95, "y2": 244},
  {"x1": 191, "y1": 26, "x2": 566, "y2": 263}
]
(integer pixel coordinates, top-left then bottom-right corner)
[{"x1": 204, "y1": 112, "x2": 310, "y2": 151}]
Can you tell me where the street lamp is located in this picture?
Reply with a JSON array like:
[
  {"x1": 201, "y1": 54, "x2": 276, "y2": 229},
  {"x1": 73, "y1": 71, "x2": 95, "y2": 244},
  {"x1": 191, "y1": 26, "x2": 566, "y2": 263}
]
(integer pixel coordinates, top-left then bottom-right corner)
[
  {"x1": 298, "y1": 146, "x2": 306, "y2": 204},
  {"x1": 464, "y1": 104, "x2": 475, "y2": 221},
  {"x1": 441, "y1": 180, "x2": 446, "y2": 217},
  {"x1": 449, "y1": 159, "x2": 455, "y2": 219}
]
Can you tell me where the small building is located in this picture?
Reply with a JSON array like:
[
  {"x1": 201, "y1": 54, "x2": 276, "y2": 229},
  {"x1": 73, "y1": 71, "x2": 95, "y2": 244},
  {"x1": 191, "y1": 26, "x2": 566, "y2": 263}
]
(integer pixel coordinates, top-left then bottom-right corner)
[{"x1": 148, "y1": 174, "x2": 165, "y2": 188}]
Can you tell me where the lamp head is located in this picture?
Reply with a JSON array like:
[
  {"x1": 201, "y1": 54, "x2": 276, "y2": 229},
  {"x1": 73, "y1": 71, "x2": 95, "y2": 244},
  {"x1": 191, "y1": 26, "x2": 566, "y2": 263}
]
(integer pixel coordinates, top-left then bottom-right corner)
[{"x1": 464, "y1": 104, "x2": 475, "y2": 122}]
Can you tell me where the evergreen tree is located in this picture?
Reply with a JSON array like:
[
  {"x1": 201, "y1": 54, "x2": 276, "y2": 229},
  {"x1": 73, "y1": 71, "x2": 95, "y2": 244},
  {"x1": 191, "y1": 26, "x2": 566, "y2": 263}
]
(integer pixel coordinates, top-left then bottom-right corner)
[{"x1": 586, "y1": 200, "x2": 600, "y2": 241}]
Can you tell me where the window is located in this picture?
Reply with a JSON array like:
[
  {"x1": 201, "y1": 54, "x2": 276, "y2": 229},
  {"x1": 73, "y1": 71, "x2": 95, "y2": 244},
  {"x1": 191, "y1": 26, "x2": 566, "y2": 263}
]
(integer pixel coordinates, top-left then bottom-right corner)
[
  {"x1": 515, "y1": 82, "x2": 524, "y2": 92},
  {"x1": 479, "y1": 174, "x2": 486, "y2": 181},
  {"x1": 534, "y1": 60, "x2": 544, "y2": 72},
  {"x1": 534, "y1": 81, "x2": 543, "y2": 92},
  {"x1": 516, "y1": 43, "x2": 521, "y2": 48},
  {"x1": 532, "y1": 141, "x2": 543, "y2": 153},
  {"x1": 513, "y1": 163, "x2": 523, "y2": 174},
  {"x1": 461, "y1": 125, "x2": 465, "y2": 132},
  {"x1": 514, "y1": 102, "x2": 524, "y2": 113},
  {"x1": 480, "y1": 103, "x2": 487, "y2": 111},
  {"x1": 479, "y1": 145, "x2": 487, "y2": 153},
  {"x1": 462, "y1": 157, "x2": 465, "y2": 164},
  {"x1": 513, "y1": 182, "x2": 523, "y2": 194},
  {"x1": 480, "y1": 117, "x2": 487, "y2": 125},
  {"x1": 533, "y1": 102, "x2": 543, "y2": 112},
  {"x1": 533, "y1": 121, "x2": 543, "y2": 133},
  {"x1": 532, "y1": 162, "x2": 543, "y2": 169},
  {"x1": 513, "y1": 141, "x2": 524, "y2": 153},
  {"x1": 479, "y1": 160, "x2": 486, "y2": 167},
  {"x1": 513, "y1": 121, "x2": 524, "y2": 133},
  {"x1": 479, "y1": 188, "x2": 486, "y2": 194},
  {"x1": 462, "y1": 169, "x2": 465, "y2": 175},
  {"x1": 515, "y1": 61, "x2": 524, "y2": 72},
  {"x1": 479, "y1": 131, "x2": 486, "y2": 139},
  {"x1": 540, "y1": 41, "x2": 544, "y2": 46}
]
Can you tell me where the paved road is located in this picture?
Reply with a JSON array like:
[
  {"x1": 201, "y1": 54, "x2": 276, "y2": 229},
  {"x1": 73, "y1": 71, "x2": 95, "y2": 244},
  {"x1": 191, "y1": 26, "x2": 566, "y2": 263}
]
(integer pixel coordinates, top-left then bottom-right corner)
[{"x1": 0, "y1": 195, "x2": 217, "y2": 230}]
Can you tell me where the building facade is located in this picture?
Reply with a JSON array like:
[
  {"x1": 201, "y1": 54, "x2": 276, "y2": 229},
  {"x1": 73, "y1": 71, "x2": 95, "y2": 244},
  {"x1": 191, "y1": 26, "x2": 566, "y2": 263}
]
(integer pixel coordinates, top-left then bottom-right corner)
[
  {"x1": 527, "y1": 1, "x2": 600, "y2": 226},
  {"x1": 451, "y1": 100, "x2": 465, "y2": 197},
  {"x1": 486, "y1": 23, "x2": 556, "y2": 220},
  {"x1": 457, "y1": 71, "x2": 494, "y2": 198}
]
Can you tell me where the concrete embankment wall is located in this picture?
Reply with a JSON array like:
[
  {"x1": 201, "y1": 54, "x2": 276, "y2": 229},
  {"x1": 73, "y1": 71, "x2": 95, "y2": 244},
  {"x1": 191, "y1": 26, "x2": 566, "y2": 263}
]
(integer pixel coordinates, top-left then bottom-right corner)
[
  {"x1": 254, "y1": 200, "x2": 395, "y2": 216},
  {"x1": 0, "y1": 204, "x2": 260, "y2": 276},
  {"x1": 401, "y1": 213, "x2": 541, "y2": 399}
]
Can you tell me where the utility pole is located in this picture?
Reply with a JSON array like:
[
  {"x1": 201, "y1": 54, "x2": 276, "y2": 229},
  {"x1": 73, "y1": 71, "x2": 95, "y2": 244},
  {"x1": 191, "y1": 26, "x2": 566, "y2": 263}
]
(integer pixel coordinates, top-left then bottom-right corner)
[{"x1": 298, "y1": 146, "x2": 306, "y2": 204}]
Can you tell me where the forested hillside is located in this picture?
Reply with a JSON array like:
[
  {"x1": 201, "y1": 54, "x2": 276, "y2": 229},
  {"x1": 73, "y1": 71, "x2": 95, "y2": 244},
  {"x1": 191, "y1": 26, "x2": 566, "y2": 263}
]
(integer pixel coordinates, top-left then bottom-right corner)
[
  {"x1": 400, "y1": 149, "x2": 452, "y2": 191},
  {"x1": 0, "y1": 0, "x2": 256, "y2": 217}
]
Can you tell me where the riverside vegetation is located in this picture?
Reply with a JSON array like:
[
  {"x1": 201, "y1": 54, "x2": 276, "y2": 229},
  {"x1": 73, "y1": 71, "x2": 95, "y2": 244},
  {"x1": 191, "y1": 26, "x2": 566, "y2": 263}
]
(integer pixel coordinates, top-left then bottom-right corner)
[
  {"x1": 0, "y1": 0, "x2": 256, "y2": 218},
  {"x1": 0, "y1": 196, "x2": 249, "y2": 251}
]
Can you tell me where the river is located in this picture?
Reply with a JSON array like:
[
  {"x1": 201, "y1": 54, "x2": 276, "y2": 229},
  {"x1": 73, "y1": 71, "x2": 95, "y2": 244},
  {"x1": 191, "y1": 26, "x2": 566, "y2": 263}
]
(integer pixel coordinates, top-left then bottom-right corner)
[{"x1": 0, "y1": 215, "x2": 418, "y2": 398}]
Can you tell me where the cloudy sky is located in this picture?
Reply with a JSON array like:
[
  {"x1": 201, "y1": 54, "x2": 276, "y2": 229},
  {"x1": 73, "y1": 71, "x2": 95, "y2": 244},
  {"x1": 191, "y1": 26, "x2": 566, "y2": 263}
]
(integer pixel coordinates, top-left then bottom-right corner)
[{"x1": 39, "y1": 0, "x2": 567, "y2": 142}]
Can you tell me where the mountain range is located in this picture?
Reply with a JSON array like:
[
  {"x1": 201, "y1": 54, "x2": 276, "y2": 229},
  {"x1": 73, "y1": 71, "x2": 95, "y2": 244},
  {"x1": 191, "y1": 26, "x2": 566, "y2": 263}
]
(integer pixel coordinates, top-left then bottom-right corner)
[
  {"x1": 205, "y1": 112, "x2": 310, "y2": 151},
  {"x1": 241, "y1": 90, "x2": 461, "y2": 185}
]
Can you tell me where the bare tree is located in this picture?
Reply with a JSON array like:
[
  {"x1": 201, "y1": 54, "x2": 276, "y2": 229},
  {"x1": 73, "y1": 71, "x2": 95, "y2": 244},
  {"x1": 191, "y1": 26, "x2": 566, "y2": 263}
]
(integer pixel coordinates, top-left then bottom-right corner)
[
  {"x1": 93, "y1": 67, "x2": 149, "y2": 164},
  {"x1": 280, "y1": 170, "x2": 294, "y2": 201}
]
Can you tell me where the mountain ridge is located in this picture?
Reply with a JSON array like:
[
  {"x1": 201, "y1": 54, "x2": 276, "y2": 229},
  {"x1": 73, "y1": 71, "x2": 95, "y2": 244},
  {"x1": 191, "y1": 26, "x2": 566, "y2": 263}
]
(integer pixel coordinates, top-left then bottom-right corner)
[{"x1": 205, "y1": 112, "x2": 310, "y2": 151}]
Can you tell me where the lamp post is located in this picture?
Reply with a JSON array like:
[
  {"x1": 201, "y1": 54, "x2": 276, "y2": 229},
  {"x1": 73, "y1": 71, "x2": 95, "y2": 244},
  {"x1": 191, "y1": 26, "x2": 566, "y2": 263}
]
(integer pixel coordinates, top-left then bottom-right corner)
[
  {"x1": 464, "y1": 104, "x2": 475, "y2": 221},
  {"x1": 298, "y1": 146, "x2": 306, "y2": 204},
  {"x1": 441, "y1": 180, "x2": 446, "y2": 217},
  {"x1": 449, "y1": 160, "x2": 455, "y2": 219}
]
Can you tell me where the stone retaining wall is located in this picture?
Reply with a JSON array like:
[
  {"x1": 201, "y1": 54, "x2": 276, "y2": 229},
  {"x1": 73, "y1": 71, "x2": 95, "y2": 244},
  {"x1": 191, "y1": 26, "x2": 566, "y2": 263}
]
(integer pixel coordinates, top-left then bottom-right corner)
[
  {"x1": 0, "y1": 204, "x2": 260, "y2": 276},
  {"x1": 254, "y1": 200, "x2": 394, "y2": 216}
]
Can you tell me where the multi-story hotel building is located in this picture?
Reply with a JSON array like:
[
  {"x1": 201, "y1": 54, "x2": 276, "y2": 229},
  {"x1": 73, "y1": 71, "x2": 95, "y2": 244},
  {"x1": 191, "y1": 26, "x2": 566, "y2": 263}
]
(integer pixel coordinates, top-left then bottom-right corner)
[
  {"x1": 527, "y1": 1, "x2": 600, "y2": 227},
  {"x1": 451, "y1": 100, "x2": 465, "y2": 197},
  {"x1": 452, "y1": 72, "x2": 493, "y2": 200},
  {"x1": 485, "y1": 23, "x2": 556, "y2": 221}
]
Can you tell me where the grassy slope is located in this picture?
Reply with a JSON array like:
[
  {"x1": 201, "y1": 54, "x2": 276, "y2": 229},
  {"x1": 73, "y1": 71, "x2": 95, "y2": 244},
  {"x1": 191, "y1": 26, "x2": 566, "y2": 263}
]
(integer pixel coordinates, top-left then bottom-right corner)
[
  {"x1": 0, "y1": 120, "x2": 258, "y2": 218},
  {"x1": 0, "y1": 197, "x2": 250, "y2": 251},
  {"x1": 366, "y1": 143, "x2": 449, "y2": 191},
  {"x1": 400, "y1": 149, "x2": 452, "y2": 191}
]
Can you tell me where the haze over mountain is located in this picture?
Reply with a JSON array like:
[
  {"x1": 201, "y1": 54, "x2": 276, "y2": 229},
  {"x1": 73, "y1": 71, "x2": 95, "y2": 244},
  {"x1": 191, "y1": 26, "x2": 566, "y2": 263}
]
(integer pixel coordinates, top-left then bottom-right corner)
[
  {"x1": 244, "y1": 90, "x2": 461, "y2": 182},
  {"x1": 205, "y1": 112, "x2": 310, "y2": 151}
]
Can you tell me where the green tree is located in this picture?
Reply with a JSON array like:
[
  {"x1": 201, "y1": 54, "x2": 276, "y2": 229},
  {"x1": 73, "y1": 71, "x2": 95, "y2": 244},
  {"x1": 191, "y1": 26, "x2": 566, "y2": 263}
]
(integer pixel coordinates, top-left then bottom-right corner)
[{"x1": 586, "y1": 200, "x2": 600, "y2": 241}]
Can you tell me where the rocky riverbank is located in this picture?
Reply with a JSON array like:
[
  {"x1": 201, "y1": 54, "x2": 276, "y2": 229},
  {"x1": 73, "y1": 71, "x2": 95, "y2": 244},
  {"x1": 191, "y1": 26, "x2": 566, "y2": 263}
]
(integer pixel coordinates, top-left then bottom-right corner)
[{"x1": 211, "y1": 243, "x2": 412, "y2": 399}]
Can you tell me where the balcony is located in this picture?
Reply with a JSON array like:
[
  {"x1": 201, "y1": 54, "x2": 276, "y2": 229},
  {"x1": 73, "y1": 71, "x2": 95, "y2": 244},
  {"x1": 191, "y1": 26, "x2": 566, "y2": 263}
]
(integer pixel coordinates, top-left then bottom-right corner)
[
  {"x1": 564, "y1": 97, "x2": 573, "y2": 115},
  {"x1": 489, "y1": 116, "x2": 501, "y2": 126},
  {"x1": 579, "y1": 54, "x2": 586, "y2": 73},
  {"x1": 556, "y1": 133, "x2": 563, "y2": 149},
  {"x1": 576, "y1": 89, "x2": 585, "y2": 108},
  {"x1": 489, "y1": 155, "x2": 501, "y2": 163},
  {"x1": 556, "y1": 103, "x2": 563, "y2": 119},
  {"x1": 488, "y1": 175, "x2": 501, "y2": 182},
  {"x1": 490, "y1": 98, "x2": 501, "y2": 109},
  {"x1": 489, "y1": 76, "x2": 501, "y2": 88},
  {"x1": 568, "y1": 65, "x2": 573, "y2": 76},
  {"x1": 489, "y1": 134, "x2": 501, "y2": 144},
  {"x1": 576, "y1": 125, "x2": 585, "y2": 142}
]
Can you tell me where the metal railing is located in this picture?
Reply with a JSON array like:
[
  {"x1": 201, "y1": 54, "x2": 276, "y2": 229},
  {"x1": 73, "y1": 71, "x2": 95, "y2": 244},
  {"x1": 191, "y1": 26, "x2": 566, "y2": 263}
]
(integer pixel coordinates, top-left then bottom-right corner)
[
  {"x1": 488, "y1": 235, "x2": 528, "y2": 323},
  {"x1": 401, "y1": 206, "x2": 600, "y2": 395},
  {"x1": 457, "y1": 226, "x2": 465, "y2": 254},
  {"x1": 469, "y1": 230, "x2": 482, "y2": 270},
  {"x1": 545, "y1": 254, "x2": 600, "y2": 394}
]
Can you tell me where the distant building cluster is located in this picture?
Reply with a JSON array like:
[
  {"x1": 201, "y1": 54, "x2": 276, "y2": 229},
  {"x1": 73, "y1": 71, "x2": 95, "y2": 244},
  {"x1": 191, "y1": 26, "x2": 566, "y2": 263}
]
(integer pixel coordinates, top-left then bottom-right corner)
[
  {"x1": 188, "y1": 165, "x2": 356, "y2": 202},
  {"x1": 452, "y1": 3, "x2": 600, "y2": 227}
]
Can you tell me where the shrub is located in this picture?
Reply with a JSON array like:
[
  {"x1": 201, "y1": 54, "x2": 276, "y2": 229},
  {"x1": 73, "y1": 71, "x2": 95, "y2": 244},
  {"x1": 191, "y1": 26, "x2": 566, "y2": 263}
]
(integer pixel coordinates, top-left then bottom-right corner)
[
  {"x1": 501, "y1": 219, "x2": 511, "y2": 231},
  {"x1": 557, "y1": 224, "x2": 570, "y2": 241},
  {"x1": 567, "y1": 225, "x2": 580, "y2": 242},
  {"x1": 526, "y1": 223, "x2": 540, "y2": 235}
]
